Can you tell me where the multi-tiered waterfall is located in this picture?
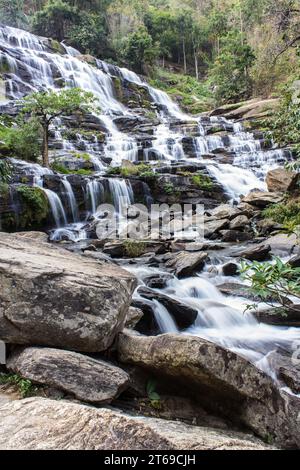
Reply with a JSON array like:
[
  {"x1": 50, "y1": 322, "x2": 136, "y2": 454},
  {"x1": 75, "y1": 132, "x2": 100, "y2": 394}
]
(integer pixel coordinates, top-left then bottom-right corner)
[{"x1": 1, "y1": 25, "x2": 299, "y2": 386}]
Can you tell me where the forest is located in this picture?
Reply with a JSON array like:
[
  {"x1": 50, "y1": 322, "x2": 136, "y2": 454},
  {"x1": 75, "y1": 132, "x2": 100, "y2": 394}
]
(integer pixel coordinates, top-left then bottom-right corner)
[{"x1": 0, "y1": 0, "x2": 299, "y2": 108}]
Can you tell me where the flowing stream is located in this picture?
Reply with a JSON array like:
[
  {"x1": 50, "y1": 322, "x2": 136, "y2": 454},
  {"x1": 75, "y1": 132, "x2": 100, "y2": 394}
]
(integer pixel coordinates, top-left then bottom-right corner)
[{"x1": 1, "y1": 25, "x2": 299, "y2": 386}]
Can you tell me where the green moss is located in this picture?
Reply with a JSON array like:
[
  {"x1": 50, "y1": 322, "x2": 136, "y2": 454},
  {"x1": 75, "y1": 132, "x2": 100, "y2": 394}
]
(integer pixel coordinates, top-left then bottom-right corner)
[
  {"x1": 51, "y1": 162, "x2": 93, "y2": 175},
  {"x1": 192, "y1": 174, "x2": 214, "y2": 190},
  {"x1": 106, "y1": 164, "x2": 156, "y2": 179},
  {"x1": 50, "y1": 39, "x2": 65, "y2": 54},
  {"x1": 0, "y1": 182, "x2": 9, "y2": 196},
  {"x1": 124, "y1": 240, "x2": 146, "y2": 258},
  {"x1": 16, "y1": 185, "x2": 49, "y2": 229}
]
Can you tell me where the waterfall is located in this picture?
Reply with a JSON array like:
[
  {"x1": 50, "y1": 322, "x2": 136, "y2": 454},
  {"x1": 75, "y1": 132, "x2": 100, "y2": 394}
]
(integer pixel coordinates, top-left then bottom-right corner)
[
  {"x1": 109, "y1": 179, "x2": 134, "y2": 214},
  {"x1": 86, "y1": 179, "x2": 103, "y2": 214},
  {"x1": 61, "y1": 177, "x2": 79, "y2": 222},
  {"x1": 0, "y1": 24, "x2": 292, "y2": 201},
  {"x1": 42, "y1": 188, "x2": 67, "y2": 228}
]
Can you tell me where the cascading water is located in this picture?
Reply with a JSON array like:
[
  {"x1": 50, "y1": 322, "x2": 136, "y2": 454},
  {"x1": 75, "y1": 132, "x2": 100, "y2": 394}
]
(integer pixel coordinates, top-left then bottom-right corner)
[
  {"x1": 1, "y1": 25, "x2": 299, "y2": 389},
  {"x1": 61, "y1": 177, "x2": 79, "y2": 222}
]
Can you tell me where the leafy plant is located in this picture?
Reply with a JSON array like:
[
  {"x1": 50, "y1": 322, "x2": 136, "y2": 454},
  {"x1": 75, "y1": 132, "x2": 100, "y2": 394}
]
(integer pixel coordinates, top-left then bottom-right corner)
[
  {"x1": 192, "y1": 174, "x2": 213, "y2": 190},
  {"x1": 240, "y1": 257, "x2": 300, "y2": 312},
  {"x1": 146, "y1": 379, "x2": 161, "y2": 409},
  {"x1": 0, "y1": 373, "x2": 37, "y2": 398},
  {"x1": 0, "y1": 118, "x2": 42, "y2": 162},
  {"x1": 0, "y1": 158, "x2": 12, "y2": 183},
  {"x1": 263, "y1": 200, "x2": 300, "y2": 233}
]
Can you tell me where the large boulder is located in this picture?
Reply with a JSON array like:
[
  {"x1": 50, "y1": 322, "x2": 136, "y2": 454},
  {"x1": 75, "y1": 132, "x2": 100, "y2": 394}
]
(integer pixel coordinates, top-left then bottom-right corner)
[
  {"x1": 164, "y1": 251, "x2": 208, "y2": 278},
  {"x1": 266, "y1": 168, "x2": 299, "y2": 193},
  {"x1": 0, "y1": 398, "x2": 271, "y2": 450},
  {"x1": 242, "y1": 191, "x2": 284, "y2": 208},
  {"x1": 239, "y1": 244, "x2": 272, "y2": 261},
  {"x1": 7, "y1": 347, "x2": 129, "y2": 404},
  {"x1": 118, "y1": 332, "x2": 300, "y2": 448},
  {"x1": 0, "y1": 232, "x2": 136, "y2": 352}
]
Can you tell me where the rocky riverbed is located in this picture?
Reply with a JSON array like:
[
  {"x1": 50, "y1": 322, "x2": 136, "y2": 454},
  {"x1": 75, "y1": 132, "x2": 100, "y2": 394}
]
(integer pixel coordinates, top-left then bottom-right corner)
[{"x1": 1, "y1": 25, "x2": 300, "y2": 450}]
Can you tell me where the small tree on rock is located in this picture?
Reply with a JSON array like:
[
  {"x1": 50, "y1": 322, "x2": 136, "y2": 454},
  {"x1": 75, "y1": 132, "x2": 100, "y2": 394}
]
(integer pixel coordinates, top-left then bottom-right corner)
[{"x1": 19, "y1": 88, "x2": 96, "y2": 168}]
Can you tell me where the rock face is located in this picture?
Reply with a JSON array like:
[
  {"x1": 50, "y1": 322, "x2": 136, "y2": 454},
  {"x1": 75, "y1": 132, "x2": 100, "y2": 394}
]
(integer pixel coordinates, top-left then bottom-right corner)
[
  {"x1": 118, "y1": 332, "x2": 300, "y2": 448},
  {"x1": 240, "y1": 244, "x2": 272, "y2": 261},
  {"x1": 266, "y1": 168, "x2": 299, "y2": 193},
  {"x1": 165, "y1": 251, "x2": 208, "y2": 278},
  {"x1": 0, "y1": 398, "x2": 271, "y2": 450},
  {"x1": 242, "y1": 191, "x2": 283, "y2": 208},
  {"x1": 7, "y1": 347, "x2": 129, "y2": 404},
  {"x1": 0, "y1": 232, "x2": 136, "y2": 352}
]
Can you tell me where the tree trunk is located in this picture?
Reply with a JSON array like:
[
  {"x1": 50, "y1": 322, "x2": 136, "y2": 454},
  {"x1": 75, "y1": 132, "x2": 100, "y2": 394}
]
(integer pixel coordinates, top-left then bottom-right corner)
[
  {"x1": 183, "y1": 37, "x2": 187, "y2": 74},
  {"x1": 42, "y1": 124, "x2": 49, "y2": 168},
  {"x1": 194, "y1": 48, "x2": 199, "y2": 80}
]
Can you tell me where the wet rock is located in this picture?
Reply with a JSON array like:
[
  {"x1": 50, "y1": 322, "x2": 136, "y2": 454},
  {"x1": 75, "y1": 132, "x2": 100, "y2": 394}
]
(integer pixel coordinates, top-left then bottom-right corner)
[
  {"x1": 137, "y1": 287, "x2": 198, "y2": 330},
  {"x1": 217, "y1": 283, "x2": 258, "y2": 300},
  {"x1": 131, "y1": 299, "x2": 161, "y2": 336},
  {"x1": 240, "y1": 244, "x2": 271, "y2": 261},
  {"x1": 254, "y1": 305, "x2": 300, "y2": 327},
  {"x1": 7, "y1": 347, "x2": 129, "y2": 404},
  {"x1": 222, "y1": 263, "x2": 239, "y2": 277},
  {"x1": 0, "y1": 398, "x2": 271, "y2": 450},
  {"x1": 125, "y1": 307, "x2": 144, "y2": 330},
  {"x1": 144, "y1": 274, "x2": 173, "y2": 289},
  {"x1": 266, "y1": 168, "x2": 299, "y2": 193},
  {"x1": 288, "y1": 255, "x2": 300, "y2": 269},
  {"x1": 209, "y1": 204, "x2": 242, "y2": 220},
  {"x1": 242, "y1": 191, "x2": 284, "y2": 208},
  {"x1": 164, "y1": 251, "x2": 208, "y2": 278},
  {"x1": 204, "y1": 218, "x2": 229, "y2": 238},
  {"x1": 220, "y1": 230, "x2": 252, "y2": 243},
  {"x1": 118, "y1": 331, "x2": 300, "y2": 448},
  {"x1": 229, "y1": 215, "x2": 249, "y2": 230},
  {"x1": 0, "y1": 232, "x2": 136, "y2": 352}
]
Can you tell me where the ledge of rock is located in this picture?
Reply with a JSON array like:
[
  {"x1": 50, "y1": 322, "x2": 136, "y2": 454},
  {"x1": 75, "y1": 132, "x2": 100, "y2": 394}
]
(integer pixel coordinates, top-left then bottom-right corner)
[
  {"x1": 164, "y1": 251, "x2": 208, "y2": 278},
  {"x1": 117, "y1": 332, "x2": 300, "y2": 448},
  {"x1": 0, "y1": 398, "x2": 272, "y2": 450},
  {"x1": 0, "y1": 232, "x2": 137, "y2": 352},
  {"x1": 7, "y1": 347, "x2": 129, "y2": 404},
  {"x1": 242, "y1": 191, "x2": 284, "y2": 208}
]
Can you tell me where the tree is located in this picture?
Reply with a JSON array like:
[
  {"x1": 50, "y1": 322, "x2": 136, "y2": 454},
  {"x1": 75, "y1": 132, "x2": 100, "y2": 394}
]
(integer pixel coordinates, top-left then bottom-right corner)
[
  {"x1": 68, "y1": 12, "x2": 109, "y2": 56},
  {"x1": 32, "y1": 0, "x2": 78, "y2": 42},
  {"x1": 122, "y1": 29, "x2": 158, "y2": 74},
  {"x1": 209, "y1": 31, "x2": 255, "y2": 104},
  {"x1": 0, "y1": 0, "x2": 28, "y2": 28},
  {"x1": 19, "y1": 88, "x2": 96, "y2": 167}
]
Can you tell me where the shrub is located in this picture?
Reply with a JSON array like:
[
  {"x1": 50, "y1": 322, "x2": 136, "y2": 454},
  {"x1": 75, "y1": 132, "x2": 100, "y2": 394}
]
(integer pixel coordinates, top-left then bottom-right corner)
[
  {"x1": 0, "y1": 118, "x2": 42, "y2": 162},
  {"x1": 16, "y1": 185, "x2": 49, "y2": 228}
]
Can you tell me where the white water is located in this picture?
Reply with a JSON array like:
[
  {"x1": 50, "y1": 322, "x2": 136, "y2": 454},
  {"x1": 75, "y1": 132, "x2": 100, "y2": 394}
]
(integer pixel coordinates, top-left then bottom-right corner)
[
  {"x1": 61, "y1": 177, "x2": 79, "y2": 222},
  {"x1": 2, "y1": 26, "x2": 299, "y2": 386}
]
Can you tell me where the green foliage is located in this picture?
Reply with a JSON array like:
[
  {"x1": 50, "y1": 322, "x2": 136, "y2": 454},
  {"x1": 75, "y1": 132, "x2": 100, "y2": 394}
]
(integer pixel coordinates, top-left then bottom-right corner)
[
  {"x1": 209, "y1": 31, "x2": 256, "y2": 104},
  {"x1": 265, "y1": 81, "x2": 300, "y2": 157},
  {"x1": 192, "y1": 174, "x2": 213, "y2": 190},
  {"x1": 19, "y1": 88, "x2": 96, "y2": 122},
  {"x1": 263, "y1": 200, "x2": 300, "y2": 233},
  {"x1": 0, "y1": 159, "x2": 12, "y2": 183},
  {"x1": 68, "y1": 12, "x2": 109, "y2": 57},
  {"x1": 146, "y1": 379, "x2": 161, "y2": 409},
  {"x1": 0, "y1": 373, "x2": 37, "y2": 398},
  {"x1": 149, "y1": 68, "x2": 213, "y2": 113},
  {"x1": 124, "y1": 240, "x2": 146, "y2": 258},
  {"x1": 0, "y1": 0, "x2": 28, "y2": 28},
  {"x1": 121, "y1": 28, "x2": 159, "y2": 74},
  {"x1": 16, "y1": 185, "x2": 49, "y2": 228},
  {"x1": 240, "y1": 257, "x2": 300, "y2": 311},
  {"x1": 0, "y1": 118, "x2": 42, "y2": 162},
  {"x1": 32, "y1": 0, "x2": 79, "y2": 42},
  {"x1": 106, "y1": 164, "x2": 156, "y2": 179},
  {"x1": 51, "y1": 162, "x2": 93, "y2": 175},
  {"x1": 163, "y1": 182, "x2": 175, "y2": 194}
]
